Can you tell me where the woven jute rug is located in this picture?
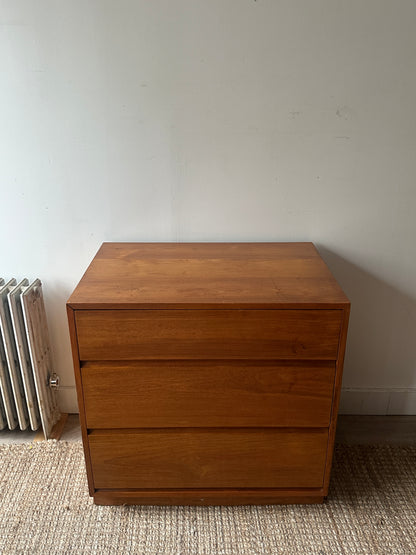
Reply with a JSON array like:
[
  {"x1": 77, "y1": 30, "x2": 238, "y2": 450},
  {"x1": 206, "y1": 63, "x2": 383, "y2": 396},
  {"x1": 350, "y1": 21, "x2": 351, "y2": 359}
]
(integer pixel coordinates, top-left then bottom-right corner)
[{"x1": 0, "y1": 442, "x2": 415, "y2": 554}]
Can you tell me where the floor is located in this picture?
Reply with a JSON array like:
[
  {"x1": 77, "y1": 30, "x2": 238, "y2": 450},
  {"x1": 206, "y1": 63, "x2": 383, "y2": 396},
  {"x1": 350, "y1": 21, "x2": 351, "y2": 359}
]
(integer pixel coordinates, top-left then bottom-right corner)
[
  {"x1": 0, "y1": 414, "x2": 81, "y2": 444},
  {"x1": 0, "y1": 414, "x2": 415, "y2": 444}
]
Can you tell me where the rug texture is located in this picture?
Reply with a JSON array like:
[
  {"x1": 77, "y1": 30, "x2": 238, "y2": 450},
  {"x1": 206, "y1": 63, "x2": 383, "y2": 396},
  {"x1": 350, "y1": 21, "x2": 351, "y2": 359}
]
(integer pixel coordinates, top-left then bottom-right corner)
[{"x1": 0, "y1": 441, "x2": 415, "y2": 554}]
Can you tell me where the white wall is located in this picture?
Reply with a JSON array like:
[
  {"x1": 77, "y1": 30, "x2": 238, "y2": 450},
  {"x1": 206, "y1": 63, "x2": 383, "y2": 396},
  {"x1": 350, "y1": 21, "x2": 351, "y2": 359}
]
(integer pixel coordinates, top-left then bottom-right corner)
[{"x1": 1, "y1": 1, "x2": 415, "y2": 414}]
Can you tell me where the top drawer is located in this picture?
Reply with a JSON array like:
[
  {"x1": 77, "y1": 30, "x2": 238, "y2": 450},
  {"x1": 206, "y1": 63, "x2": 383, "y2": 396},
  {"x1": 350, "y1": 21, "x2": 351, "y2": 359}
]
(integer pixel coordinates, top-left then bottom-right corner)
[{"x1": 75, "y1": 309, "x2": 342, "y2": 361}]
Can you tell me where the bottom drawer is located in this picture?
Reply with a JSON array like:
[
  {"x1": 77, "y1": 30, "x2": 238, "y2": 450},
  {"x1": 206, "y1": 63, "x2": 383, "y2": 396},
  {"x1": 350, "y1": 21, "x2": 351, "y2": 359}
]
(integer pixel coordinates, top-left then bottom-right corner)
[{"x1": 89, "y1": 428, "x2": 328, "y2": 489}]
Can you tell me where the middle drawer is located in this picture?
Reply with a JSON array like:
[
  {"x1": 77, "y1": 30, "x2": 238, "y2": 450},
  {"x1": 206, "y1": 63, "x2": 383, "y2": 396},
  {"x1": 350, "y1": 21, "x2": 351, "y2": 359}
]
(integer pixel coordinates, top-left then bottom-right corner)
[{"x1": 82, "y1": 360, "x2": 335, "y2": 428}]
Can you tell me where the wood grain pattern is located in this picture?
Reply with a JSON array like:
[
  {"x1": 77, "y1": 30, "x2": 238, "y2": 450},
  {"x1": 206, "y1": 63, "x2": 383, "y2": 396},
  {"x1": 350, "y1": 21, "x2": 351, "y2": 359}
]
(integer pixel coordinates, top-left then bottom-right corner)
[
  {"x1": 67, "y1": 242, "x2": 349, "y2": 309},
  {"x1": 89, "y1": 428, "x2": 328, "y2": 489},
  {"x1": 82, "y1": 361, "x2": 335, "y2": 428},
  {"x1": 76, "y1": 309, "x2": 342, "y2": 361}
]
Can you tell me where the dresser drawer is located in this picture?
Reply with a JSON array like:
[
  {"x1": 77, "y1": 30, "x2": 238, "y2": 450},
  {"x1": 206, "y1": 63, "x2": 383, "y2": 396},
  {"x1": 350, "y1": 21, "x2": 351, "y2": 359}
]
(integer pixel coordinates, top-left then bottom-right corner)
[
  {"x1": 82, "y1": 360, "x2": 335, "y2": 428},
  {"x1": 89, "y1": 428, "x2": 328, "y2": 489},
  {"x1": 75, "y1": 309, "x2": 342, "y2": 360}
]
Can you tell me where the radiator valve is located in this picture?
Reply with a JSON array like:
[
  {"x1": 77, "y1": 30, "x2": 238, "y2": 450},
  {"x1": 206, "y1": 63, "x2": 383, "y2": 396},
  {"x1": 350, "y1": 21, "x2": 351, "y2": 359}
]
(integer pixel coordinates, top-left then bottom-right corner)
[{"x1": 48, "y1": 373, "x2": 60, "y2": 390}]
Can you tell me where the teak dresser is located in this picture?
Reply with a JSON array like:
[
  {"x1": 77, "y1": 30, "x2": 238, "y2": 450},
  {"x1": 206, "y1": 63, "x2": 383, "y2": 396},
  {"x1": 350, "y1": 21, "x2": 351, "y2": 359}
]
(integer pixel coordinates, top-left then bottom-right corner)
[{"x1": 67, "y1": 242, "x2": 350, "y2": 506}]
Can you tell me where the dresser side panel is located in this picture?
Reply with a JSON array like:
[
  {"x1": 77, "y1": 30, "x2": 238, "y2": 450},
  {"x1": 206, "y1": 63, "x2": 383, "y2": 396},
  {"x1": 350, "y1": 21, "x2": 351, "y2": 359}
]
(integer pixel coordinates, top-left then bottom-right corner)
[
  {"x1": 66, "y1": 305, "x2": 95, "y2": 496},
  {"x1": 323, "y1": 305, "x2": 350, "y2": 494}
]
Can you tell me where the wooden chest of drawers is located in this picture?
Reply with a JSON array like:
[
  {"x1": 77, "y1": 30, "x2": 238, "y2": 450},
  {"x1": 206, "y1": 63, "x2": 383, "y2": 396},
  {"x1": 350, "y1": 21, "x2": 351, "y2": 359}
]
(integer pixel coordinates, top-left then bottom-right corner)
[{"x1": 67, "y1": 242, "x2": 349, "y2": 506}]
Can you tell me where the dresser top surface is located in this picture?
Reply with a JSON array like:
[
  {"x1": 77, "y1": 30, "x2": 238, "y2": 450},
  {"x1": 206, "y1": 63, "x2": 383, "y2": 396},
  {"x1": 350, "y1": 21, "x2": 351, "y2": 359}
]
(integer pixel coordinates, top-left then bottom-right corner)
[{"x1": 67, "y1": 242, "x2": 349, "y2": 309}]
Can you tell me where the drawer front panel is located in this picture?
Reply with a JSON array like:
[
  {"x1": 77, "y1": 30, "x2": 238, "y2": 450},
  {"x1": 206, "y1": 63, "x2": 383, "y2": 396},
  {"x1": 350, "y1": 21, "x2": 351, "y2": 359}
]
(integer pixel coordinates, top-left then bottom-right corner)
[
  {"x1": 76, "y1": 309, "x2": 342, "y2": 360},
  {"x1": 89, "y1": 429, "x2": 328, "y2": 489},
  {"x1": 82, "y1": 361, "x2": 335, "y2": 428}
]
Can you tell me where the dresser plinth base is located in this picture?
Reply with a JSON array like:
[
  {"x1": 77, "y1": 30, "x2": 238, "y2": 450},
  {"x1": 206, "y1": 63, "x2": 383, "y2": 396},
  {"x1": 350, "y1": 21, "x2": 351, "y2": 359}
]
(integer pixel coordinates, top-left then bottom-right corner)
[{"x1": 93, "y1": 489, "x2": 326, "y2": 506}]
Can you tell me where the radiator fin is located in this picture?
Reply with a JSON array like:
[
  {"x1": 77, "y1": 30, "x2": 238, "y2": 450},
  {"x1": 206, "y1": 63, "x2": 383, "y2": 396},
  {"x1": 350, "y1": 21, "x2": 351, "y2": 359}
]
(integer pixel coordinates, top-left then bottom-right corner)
[
  {"x1": 21, "y1": 279, "x2": 60, "y2": 438},
  {"x1": 9, "y1": 279, "x2": 41, "y2": 431}
]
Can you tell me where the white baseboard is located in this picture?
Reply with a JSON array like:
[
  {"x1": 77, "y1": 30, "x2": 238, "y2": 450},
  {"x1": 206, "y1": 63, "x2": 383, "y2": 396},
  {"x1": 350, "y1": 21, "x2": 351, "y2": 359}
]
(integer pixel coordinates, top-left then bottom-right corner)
[
  {"x1": 339, "y1": 388, "x2": 416, "y2": 415},
  {"x1": 57, "y1": 386, "x2": 416, "y2": 416}
]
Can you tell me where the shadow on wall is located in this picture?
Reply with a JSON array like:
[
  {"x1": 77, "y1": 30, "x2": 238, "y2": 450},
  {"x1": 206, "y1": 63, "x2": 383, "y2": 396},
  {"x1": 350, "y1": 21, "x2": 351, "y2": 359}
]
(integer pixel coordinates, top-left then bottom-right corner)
[
  {"x1": 41, "y1": 279, "x2": 76, "y2": 386},
  {"x1": 317, "y1": 245, "x2": 416, "y2": 390}
]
